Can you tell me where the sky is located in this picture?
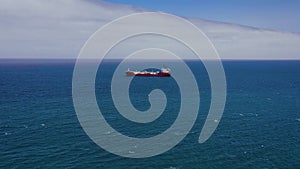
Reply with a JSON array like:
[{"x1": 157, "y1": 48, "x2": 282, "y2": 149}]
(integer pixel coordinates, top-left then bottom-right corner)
[
  {"x1": 104, "y1": 0, "x2": 300, "y2": 34},
  {"x1": 0, "y1": 0, "x2": 299, "y2": 59}
]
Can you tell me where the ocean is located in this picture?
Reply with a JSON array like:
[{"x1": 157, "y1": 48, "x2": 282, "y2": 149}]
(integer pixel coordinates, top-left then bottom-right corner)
[{"x1": 0, "y1": 59, "x2": 299, "y2": 168}]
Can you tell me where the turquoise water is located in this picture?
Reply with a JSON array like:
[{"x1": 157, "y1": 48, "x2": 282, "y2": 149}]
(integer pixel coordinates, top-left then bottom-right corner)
[{"x1": 0, "y1": 59, "x2": 299, "y2": 168}]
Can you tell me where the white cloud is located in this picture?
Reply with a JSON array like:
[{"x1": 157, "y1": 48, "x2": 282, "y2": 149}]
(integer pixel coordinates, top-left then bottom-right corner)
[
  {"x1": 0, "y1": 0, "x2": 143, "y2": 58},
  {"x1": 190, "y1": 19, "x2": 300, "y2": 59},
  {"x1": 0, "y1": 0, "x2": 299, "y2": 59}
]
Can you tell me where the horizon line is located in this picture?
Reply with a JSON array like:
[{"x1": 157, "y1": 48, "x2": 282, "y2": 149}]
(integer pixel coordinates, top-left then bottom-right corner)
[{"x1": 0, "y1": 58, "x2": 300, "y2": 61}]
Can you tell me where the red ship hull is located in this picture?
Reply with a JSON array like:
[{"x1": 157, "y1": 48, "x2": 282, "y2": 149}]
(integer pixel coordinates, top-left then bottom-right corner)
[{"x1": 134, "y1": 72, "x2": 170, "y2": 77}]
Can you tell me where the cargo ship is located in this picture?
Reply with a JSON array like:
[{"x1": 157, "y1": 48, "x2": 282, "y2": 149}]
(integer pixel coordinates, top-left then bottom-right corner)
[{"x1": 126, "y1": 66, "x2": 171, "y2": 77}]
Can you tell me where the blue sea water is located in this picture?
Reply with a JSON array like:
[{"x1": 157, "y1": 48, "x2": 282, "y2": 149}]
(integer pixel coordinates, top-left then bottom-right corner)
[{"x1": 0, "y1": 59, "x2": 299, "y2": 168}]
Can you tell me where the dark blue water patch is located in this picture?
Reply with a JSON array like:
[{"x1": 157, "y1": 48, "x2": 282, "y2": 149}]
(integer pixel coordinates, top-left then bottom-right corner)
[{"x1": 0, "y1": 59, "x2": 299, "y2": 168}]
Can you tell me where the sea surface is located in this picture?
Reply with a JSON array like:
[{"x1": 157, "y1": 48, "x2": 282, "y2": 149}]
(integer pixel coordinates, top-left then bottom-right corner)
[{"x1": 0, "y1": 59, "x2": 299, "y2": 168}]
